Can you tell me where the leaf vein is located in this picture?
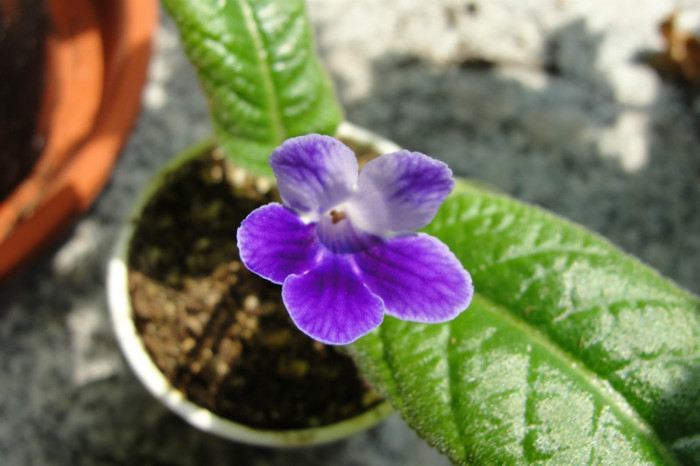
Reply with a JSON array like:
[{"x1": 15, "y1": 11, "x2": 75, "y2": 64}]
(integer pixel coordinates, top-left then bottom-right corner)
[
  {"x1": 485, "y1": 248, "x2": 610, "y2": 269},
  {"x1": 235, "y1": 0, "x2": 285, "y2": 142}
]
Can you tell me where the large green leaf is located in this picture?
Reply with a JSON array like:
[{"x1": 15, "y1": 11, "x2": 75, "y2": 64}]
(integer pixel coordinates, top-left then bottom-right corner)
[
  {"x1": 350, "y1": 181, "x2": 700, "y2": 465},
  {"x1": 162, "y1": 0, "x2": 343, "y2": 176}
]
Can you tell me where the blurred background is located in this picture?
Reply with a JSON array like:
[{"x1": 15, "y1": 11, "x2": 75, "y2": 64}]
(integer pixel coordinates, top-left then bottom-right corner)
[{"x1": 1, "y1": 1, "x2": 698, "y2": 464}]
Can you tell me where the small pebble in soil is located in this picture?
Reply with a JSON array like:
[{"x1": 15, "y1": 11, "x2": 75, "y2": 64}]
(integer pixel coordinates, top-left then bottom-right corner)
[{"x1": 243, "y1": 294, "x2": 260, "y2": 312}]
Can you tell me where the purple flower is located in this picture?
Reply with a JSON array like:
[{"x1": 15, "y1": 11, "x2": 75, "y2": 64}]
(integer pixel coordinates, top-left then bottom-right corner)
[{"x1": 236, "y1": 134, "x2": 473, "y2": 345}]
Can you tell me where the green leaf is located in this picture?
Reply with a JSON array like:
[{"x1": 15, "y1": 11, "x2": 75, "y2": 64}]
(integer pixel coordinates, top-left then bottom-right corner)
[
  {"x1": 350, "y1": 181, "x2": 700, "y2": 465},
  {"x1": 162, "y1": 0, "x2": 343, "y2": 176}
]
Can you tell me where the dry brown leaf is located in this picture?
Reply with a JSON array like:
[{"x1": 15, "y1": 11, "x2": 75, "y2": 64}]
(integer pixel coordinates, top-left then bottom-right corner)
[{"x1": 656, "y1": 10, "x2": 700, "y2": 82}]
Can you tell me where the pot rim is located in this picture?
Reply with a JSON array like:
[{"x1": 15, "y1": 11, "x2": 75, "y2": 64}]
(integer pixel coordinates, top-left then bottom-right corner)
[{"x1": 106, "y1": 122, "x2": 399, "y2": 447}]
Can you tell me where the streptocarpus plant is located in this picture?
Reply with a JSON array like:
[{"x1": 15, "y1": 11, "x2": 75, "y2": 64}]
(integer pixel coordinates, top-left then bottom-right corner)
[{"x1": 162, "y1": 0, "x2": 700, "y2": 464}]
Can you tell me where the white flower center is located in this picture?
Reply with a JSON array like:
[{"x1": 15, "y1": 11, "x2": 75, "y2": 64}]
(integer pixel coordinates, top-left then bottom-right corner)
[{"x1": 316, "y1": 205, "x2": 378, "y2": 254}]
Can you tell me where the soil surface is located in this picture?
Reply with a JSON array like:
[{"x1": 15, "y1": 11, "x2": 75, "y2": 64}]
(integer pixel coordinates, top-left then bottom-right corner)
[
  {"x1": 128, "y1": 146, "x2": 383, "y2": 430},
  {"x1": 0, "y1": 0, "x2": 48, "y2": 200}
]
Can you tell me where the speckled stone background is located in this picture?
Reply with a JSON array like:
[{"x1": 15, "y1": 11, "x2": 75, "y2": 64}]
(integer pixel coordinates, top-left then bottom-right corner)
[{"x1": 1, "y1": 1, "x2": 698, "y2": 464}]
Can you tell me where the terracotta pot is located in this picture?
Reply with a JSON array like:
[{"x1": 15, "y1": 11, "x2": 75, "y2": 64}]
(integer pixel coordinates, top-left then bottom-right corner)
[
  {"x1": 106, "y1": 122, "x2": 397, "y2": 447},
  {"x1": 0, "y1": 0, "x2": 158, "y2": 281}
]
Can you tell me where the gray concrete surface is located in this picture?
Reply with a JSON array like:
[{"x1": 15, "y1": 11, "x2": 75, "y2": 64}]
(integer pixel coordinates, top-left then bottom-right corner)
[{"x1": 1, "y1": 1, "x2": 699, "y2": 464}]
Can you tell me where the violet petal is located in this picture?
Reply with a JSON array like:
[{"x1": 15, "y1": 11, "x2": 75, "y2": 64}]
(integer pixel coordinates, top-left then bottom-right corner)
[
  {"x1": 269, "y1": 134, "x2": 358, "y2": 216},
  {"x1": 348, "y1": 150, "x2": 455, "y2": 234},
  {"x1": 237, "y1": 203, "x2": 321, "y2": 284},
  {"x1": 282, "y1": 253, "x2": 384, "y2": 345},
  {"x1": 354, "y1": 233, "x2": 473, "y2": 322}
]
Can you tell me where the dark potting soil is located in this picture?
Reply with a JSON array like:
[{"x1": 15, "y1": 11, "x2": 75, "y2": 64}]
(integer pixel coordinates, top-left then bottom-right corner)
[
  {"x1": 0, "y1": 0, "x2": 48, "y2": 200},
  {"x1": 128, "y1": 146, "x2": 383, "y2": 430}
]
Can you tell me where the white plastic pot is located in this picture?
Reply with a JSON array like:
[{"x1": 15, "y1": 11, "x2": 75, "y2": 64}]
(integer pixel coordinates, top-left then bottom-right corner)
[{"x1": 106, "y1": 122, "x2": 398, "y2": 447}]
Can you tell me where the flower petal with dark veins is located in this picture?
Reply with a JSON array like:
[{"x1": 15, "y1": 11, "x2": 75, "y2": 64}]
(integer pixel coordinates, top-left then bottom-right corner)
[
  {"x1": 354, "y1": 233, "x2": 473, "y2": 323},
  {"x1": 282, "y1": 253, "x2": 384, "y2": 345},
  {"x1": 270, "y1": 134, "x2": 358, "y2": 217},
  {"x1": 238, "y1": 203, "x2": 321, "y2": 284},
  {"x1": 348, "y1": 150, "x2": 455, "y2": 235}
]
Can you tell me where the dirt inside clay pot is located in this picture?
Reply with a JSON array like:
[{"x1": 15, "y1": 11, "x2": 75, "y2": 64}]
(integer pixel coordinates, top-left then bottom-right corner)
[
  {"x1": 0, "y1": 0, "x2": 49, "y2": 201},
  {"x1": 128, "y1": 143, "x2": 384, "y2": 431}
]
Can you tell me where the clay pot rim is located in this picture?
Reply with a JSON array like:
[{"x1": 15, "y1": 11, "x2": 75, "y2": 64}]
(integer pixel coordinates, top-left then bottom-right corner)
[
  {"x1": 0, "y1": 0, "x2": 158, "y2": 282},
  {"x1": 106, "y1": 122, "x2": 399, "y2": 447}
]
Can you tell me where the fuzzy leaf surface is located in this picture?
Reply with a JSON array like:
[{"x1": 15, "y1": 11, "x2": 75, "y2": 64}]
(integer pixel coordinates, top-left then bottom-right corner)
[
  {"x1": 162, "y1": 0, "x2": 343, "y2": 176},
  {"x1": 351, "y1": 181, "x2": 700, "y2": 465}
]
